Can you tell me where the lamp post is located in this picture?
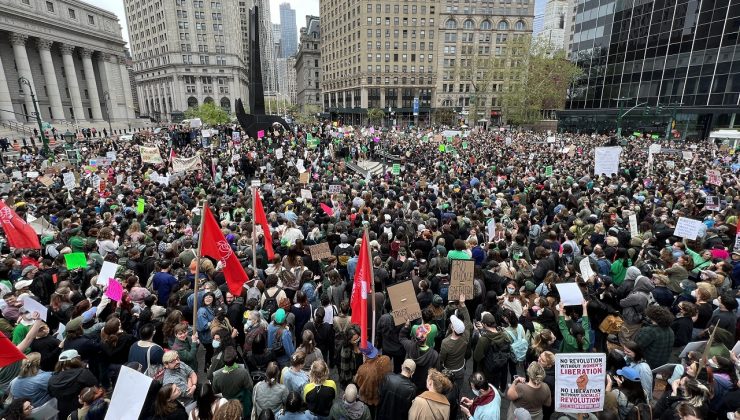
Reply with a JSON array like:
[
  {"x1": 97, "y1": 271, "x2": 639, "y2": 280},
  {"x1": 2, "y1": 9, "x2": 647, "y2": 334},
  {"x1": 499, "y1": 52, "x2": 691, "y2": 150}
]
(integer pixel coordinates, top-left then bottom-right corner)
[
  {"x1": 615, "y1": 97, "x2": 647, "y2": 138},
  {"x1": 18, "y1": 77, "x2": 48, "y2": 156},
  {"x1": 102, "y1": 91, "x2": 113, "y2": 138}
]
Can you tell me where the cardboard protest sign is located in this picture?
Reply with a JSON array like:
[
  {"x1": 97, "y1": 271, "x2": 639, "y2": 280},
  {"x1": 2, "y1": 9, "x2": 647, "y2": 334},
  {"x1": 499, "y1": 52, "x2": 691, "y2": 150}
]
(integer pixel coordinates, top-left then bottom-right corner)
[
  {"x1": 300, "y1": 189, "x2": 313, "y2": 200},
  {"x1": 299, "y1": 172, "x2": 309, "y2": 184},
  {"x1": 707, "y1": 170, "x2": 722, "y2": 186},
  {"x1": 172, "y1": 155, "x2": 202, "y2": 173},
  {"x1": 106, "y1": 366, "x2": 153, "y2": 420},
  {"x1": 673, "y1": 217, "x2": 703, "y2": 240},
  {"x1": 307, "y1": 242, "x2": 332, "y2": 261},
  {"x1": 450, "y1": 260, "x2": 474, "y2": 299},
  {"x1": 556, "y1": 283, "x2": 585, "y2": 306},
  {"x1": 705, "y1": 196, "x2": 720, "y2": 211},
  {"x1": 37, "y1": 175, "x2": 54, "y2": 187},
  {"x1": 555, "y1": 353, "x2": 606, "y2": 413},
  {"x1": 387, "y1": 281, "x2": 422, "y2": 326},
  {"x1": 139, "y1": 146, "x2": 163, "y2": 164},
  {"x1": 328, "y1": 185, "x2": 342, "y2": 194},
  {"x1": 64, "y1": 252, "x2": 87, "y2": 270},
  {"x1": 594, "y1": 147, "x2": 621, "y2": 176}
]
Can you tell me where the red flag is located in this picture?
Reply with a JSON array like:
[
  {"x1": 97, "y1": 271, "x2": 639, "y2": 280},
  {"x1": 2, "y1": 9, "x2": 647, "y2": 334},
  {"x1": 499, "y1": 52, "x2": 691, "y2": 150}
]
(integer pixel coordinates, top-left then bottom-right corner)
[
  {"x1": 320, "y1": 203, "x2": 334, "y2": 217},
  {"x1": 0, "y1": 201, "x2": 41, "y2": 249},
  {"x1": 253, "y1": 190, "x2": 275, "y2": 260},
  {"x1": 350, "y1": 230, "x2": 371, "y2": 348},
  {"x1": 169, "y1": 148, "x2": 176, "y2": 163},
  {"x1": 200, "y1": 205, "x2": 249, "y2": 296},
  {"x1": 0, "y1": 333, "x2": 25, "y2": 368}
]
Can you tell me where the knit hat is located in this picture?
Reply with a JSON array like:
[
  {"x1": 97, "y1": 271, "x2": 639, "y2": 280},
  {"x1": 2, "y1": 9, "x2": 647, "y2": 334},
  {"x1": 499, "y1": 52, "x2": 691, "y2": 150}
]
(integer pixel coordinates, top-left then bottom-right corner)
[
  {"x1": 450, "y1": 315, "x2": 465, "y2": 335},
  {"x1": 274, "y1": 308, "x2": 287, "y2": 324}
]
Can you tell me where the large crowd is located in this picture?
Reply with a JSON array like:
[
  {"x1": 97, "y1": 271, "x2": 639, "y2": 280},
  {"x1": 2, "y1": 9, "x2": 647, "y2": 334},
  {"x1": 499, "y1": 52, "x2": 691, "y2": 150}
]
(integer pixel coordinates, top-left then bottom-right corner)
[{"x1": 0, "y1": 120, "x2": 738, "y2": 420}]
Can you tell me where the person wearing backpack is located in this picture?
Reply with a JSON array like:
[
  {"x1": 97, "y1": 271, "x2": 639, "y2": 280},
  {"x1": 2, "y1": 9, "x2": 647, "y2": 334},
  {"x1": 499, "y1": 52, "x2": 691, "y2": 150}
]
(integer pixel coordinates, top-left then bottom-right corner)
[
  {"x1": 261, "y1": 275, "x2": 287, "y2": 318},
  {"x1": 267, "y1": 308, "x2": 295, "y2": 368},
  {"x1": 503, "y1": 309, "x2": 529, "y2": 381},
  {"x1": 472, "y1": 312, "x2": 512, "y2": 393},
  {"x1": 606, "y1": 366, "x2": 649, "y2": 420}
]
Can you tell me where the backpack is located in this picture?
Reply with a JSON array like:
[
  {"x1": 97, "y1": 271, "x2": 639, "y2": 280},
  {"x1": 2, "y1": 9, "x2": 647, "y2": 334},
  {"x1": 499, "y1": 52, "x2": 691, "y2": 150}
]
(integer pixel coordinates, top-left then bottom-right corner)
[
  {"x1": 436, "y1": 274, "x2": 451, "y2": 302},
  {"x1": 483, "y1": 337, "x2": 510, "y2": 372},
  {"x1": 279, "y1": 267, "x2": 300, "y2": 290},
  {"x1": 627, "y1": 402, "x2": 653, "y2": 420},
  {"x1": 271, "y1": 328, "x2": 286, "y2": 357},
  {"x1": 506, "y1": 326, "x2": 528, "y2": 362},
  {"x1": 263, "y1": 287, "x2": 282, "y2": 316}
]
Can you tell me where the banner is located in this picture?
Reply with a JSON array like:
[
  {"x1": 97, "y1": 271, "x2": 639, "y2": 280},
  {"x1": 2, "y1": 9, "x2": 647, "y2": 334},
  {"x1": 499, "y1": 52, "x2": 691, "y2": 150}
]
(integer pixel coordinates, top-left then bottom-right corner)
[
  {"x1": 172, "y1": 155, "x2": 203, "y2": 173},
  {"x1": 594, "y1": 147, "x2": 621, "y2": 176},
  {"x1": 674, "y1": 217, "x2": 703, "y2": 240},
  {"x1": 139, "y1": 146, "x2": 164, "y2": 164},
  {"x1": 555, "y1": 353, "x2": 606, "y2": 413}
]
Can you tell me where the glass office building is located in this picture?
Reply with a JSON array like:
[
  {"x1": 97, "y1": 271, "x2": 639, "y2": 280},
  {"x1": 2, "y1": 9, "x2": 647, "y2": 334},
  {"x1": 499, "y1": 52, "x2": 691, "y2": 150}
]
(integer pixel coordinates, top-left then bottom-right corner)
[{"x1": 559, "y1": 0, "x2": 739, "y2": 139}]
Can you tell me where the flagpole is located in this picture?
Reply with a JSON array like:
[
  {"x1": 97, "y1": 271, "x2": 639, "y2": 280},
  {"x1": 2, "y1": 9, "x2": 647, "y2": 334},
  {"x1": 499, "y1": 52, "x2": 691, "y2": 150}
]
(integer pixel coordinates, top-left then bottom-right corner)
[
  {"x1": 193, "y1": 200, "x2": 207, "y2": 329},
  {"x1": 252, "y1": 186, "x2": 258, "y2": 273},
  {"x1": 366, "y1": 227, "x2": 376, "y2": 344}
]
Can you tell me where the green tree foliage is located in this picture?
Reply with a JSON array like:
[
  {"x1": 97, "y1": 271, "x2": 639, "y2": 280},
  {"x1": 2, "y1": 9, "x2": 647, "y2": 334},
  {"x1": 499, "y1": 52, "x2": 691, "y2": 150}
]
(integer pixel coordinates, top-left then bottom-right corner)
[
  {"x1": 434, "y1": 108, "x2": 457, "y2": 126},
  {"x1": 500, "y1": 36, "x2": 582, "y2": 126},
  {"x1": 289, "y1": 104, "x2": 321, "y2": 127},
  {"x1": 367, "y1": 108, "x2": 385, "y2": 125},
  {"x1": 454, "y1": 56, "x2": 496, "y2": 124},
  {"x1": 184, "y1": 102, "x2": 230, "y2": 126}
]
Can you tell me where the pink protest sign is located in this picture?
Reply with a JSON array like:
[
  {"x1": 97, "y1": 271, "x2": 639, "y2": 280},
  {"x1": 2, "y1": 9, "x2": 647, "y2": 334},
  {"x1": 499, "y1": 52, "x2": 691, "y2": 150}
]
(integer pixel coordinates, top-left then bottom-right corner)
[
  {"x1": 105, "y1": 278, "x2": 124, "y2": 302},
  {"x1": 257, "y1": 130, "x2": 265, "y2": 139}
]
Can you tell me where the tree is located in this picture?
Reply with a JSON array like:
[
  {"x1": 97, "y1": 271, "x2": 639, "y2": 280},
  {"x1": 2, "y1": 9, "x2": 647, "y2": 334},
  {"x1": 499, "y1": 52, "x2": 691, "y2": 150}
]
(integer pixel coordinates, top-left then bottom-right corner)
[
  {"x1": 434, "y1": 108, "x2": 456, "y2": 126},
  {"x1": 289, "y1": 104, "x2": 320, "y2": 127},
  {"x1": 454, "y1": 56, "x2": 496, "y2": 124},
  {"x1": 367, "y1": 108, "x2": 385, "y2": 125},
  {"x1": 499, "y1": 36, "x2": 582, "y2": 126},
  {"x1": 185, "y1": 102, "x2": 230, "y2": 126}
]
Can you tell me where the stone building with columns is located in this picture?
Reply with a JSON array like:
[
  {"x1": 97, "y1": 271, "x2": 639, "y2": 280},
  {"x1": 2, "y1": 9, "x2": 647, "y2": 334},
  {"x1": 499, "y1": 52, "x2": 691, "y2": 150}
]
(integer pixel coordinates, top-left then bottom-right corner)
[{"x1": 0, "y1": 0, "x2": 135, "y2": 125}]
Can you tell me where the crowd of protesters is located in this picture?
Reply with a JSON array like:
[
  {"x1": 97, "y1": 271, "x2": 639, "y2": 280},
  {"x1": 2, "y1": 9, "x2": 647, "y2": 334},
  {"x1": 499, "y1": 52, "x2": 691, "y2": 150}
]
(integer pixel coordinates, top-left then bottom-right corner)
[{"x1": 0, "y1": 119, "x2": 739, "y2": 420}]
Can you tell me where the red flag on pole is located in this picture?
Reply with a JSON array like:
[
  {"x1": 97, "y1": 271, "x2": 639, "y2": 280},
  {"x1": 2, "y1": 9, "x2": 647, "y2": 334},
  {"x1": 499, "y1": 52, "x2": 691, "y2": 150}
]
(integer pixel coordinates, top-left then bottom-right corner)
[
  {"x1": 200, "y1": 205, "x2": 249, "y2": 296},
  {"x1": 253, "y1": 189, "x2": 275, "y2": 260},
  {"x1": 169, "y1": 148, "x2": 176, "y2": 164},
  {"x1": 0, "y1": 201, "x2": 41, "y2": 249},
  {"x1": 350, "y1": 230, "x2": 371, "y2": 348},
  {"x1": 320, "y1": 203, "x2": 334, "y2": 217},
  {"x1": 0, "y1": 333, "x2": 25, "y2": 368}
]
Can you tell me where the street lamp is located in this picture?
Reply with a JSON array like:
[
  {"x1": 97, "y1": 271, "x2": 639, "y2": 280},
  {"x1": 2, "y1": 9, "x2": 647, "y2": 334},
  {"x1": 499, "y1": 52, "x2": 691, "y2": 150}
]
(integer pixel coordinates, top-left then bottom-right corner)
[
  {"x1": 18, "y1": 77, "x2": 48, "y2": 156},
  {"x1": 63, "y1": 130, "x2": 75, "y2": 145},
  {"x1": 102, "y1": 91, "x2": 113, "y2": 138},
  {"x1": 615, "y1": 97, "x2": 647, "y2": 138}
]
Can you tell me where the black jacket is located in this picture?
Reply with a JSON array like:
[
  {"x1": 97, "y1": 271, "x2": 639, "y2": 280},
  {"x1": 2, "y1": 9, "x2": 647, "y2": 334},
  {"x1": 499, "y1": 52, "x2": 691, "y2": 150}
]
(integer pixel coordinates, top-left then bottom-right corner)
[
  {"x1": 377, "y1": 373, "x2": 417, "y2": 420},
  {"x1": 670, "y1": 316, "x2": 693, "y2": 348},
  {"x1": 47, "y1": 368, "x2": 98, "y2": 419}
]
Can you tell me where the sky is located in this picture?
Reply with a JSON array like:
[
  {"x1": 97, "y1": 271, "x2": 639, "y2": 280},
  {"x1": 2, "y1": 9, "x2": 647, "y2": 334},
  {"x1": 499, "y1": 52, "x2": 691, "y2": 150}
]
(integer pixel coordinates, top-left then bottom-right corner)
[{"x1": 83, "y1": 0, "x2": 320, "y2": 48}]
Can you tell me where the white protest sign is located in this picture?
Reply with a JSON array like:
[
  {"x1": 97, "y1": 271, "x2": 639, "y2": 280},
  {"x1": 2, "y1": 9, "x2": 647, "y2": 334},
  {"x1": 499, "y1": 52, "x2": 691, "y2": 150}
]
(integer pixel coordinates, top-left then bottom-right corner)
[
  {"x1": 106, "y1": 366, "x2": 153, "y2": 420},
  {"x1": 21, "y1": 296, "x2": 48, "y2": 321},
  {"x1": 300, "y1": 189, "x2": 313, "y2": 200},
  {"x1": 328, "y1": 185, "x2": 342, "y2": 194},
  {"x1": 172, "y1": 155, "x2": 202, "y2": 173},
  {"x1": 275, "y1": 148, "x2": 283, "y2": 159},
  {"x1": 555, "y1": 283, "x2": 585, "y2": 306},
  {"x1": 555, "y1": 353, "x2": 606, "y2": 413},
  {"x1": 296, "y1": 158, "x2": 306, "y2": 173},
  {"x1": 12, "y1": 171, "x2": 22, "y2": 180},
  {"x1": 579, "y1": 258, "x2": 595, "y2": 280},
  {"x1": 139, "y1": 146, "x2": 164, "y2": 164},
  {"x1": 26, "y1": 171, "x2": 39, "y2": 179},
  {"x1": 97, "y1": 261, "x2": 120, "y2": 286},
  {"x1": 189, "y1": 118, "x2": 202, "y2": 128},
  {"x1": 648, "y1": 143, "x2": 661, "y2": 154},
  {"x1": 629, "y1": 214, "x2": 638, "y2": 237},
  {"x1": 665, "y1": 160, "x2": 675, "y2": 169},
  {"x1": 487, "y1": 219, "x2": 495, "y2": 243},
  {"x1": 63, "y1": 172, "x2": 77, "y2": 190},
  {"x1": 682, "y1": 151, "x2": 693, "y2": 161},
  {"x1": 106, "y1": 151, "x2": 117, "y2": 161},
  {"x1": 673, "y1": 217, "x2": 704, "y2": 240},
  {"x1": 705, "y1": 196, "x2": 720, "y2": 211},
  {"x1": 734, "y1": 232, "x2": 740, "y2": 251},
  {"x1": 594, "y1": 147, "x2": 621, "y2": 176}
]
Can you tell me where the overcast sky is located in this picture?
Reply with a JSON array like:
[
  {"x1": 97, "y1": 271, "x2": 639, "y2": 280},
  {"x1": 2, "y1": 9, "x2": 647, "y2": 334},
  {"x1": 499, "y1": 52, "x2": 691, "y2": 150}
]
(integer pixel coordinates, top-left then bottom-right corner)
[{"x1": 83, "y1": 0, "x2": 320, "y2": 48}]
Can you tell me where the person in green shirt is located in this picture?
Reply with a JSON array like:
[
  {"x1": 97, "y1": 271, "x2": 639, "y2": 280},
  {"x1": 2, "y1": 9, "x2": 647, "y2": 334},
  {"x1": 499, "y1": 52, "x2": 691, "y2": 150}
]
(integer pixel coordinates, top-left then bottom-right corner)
[
  {"x1": 610, "y1": 249, "x2": 632, "y2": 286},
  {"x1": 558, "y1": 300, "x2": 591, "y2": 353},
  {"x1": 410, "y1": 308, "x2": 438, "y2": 349},
  {"x1": 446, "y1": 239, "x2": 471, "y2": 260}
]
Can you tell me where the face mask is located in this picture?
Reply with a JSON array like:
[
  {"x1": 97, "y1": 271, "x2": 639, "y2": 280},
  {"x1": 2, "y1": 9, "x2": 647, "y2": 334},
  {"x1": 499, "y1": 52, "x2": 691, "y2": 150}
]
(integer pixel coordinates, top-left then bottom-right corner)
[
  {"x1": 471, "y1": 389, "x2": 481, "y2": 397},
  {"x1": 212, "y1": 340, "x2": 221, "y2": 349},
  {"x1": 245, "y1": 320, "x2": 254, "y2": 329},
  {"x1": 507, "y1": 287, "x2": 515, "y2": 294}
]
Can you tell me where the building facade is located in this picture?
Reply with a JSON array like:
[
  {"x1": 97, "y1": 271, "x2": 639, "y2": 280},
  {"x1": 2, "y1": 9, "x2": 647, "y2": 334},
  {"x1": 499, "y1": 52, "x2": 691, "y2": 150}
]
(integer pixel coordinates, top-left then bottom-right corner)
[
  {"x1": 279, "y1": 3, "x2": 298, "y2": 58},
  {"x1": 0, "y1": 0, "x2": 134, "y2": 125},
  {"x1": 537, "y1": 0, "x2": 568, "y2": 53},
  {"x1": 295, "y1": 15, "x2": 321, "y2": 110},
  {"x1": 561, "y1": 0, "x2": 740, "y2": 139},
  {"x1": 125, "y1": 0, "x2": 250, "y2": 121}
]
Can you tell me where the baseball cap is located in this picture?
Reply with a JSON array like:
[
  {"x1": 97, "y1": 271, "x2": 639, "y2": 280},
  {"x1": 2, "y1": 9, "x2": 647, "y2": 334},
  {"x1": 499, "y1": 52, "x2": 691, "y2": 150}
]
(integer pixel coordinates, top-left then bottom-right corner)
[
  {"x1": 360, "y1": 342, "x2": 379, "y2": 359},
  {"x1": 14, "y1": 279, "x2": 32, "y2": 290},
  {"x1": 616, "y1": 367, "x2": 641, "y2": 382},
  {"x1": 401, "y1": 359, "x2": 416, "y2": 373},
  {"x1": 58, "y1": 349, "x2": 80, "y2": 361},
  {"x1": 481, "y1": 312, "x2": 496, "y2": 326}
]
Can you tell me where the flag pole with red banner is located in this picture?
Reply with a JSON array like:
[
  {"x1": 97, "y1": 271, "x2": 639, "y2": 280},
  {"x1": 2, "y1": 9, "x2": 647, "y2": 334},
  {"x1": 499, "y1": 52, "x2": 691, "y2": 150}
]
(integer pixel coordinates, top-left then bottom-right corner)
[
  {"x1": 368, "y1": 227, "x2": 376, "y2": 344},
  {"x1": 192, "y1": 200, "x2": 206, "y2": 328},
  {"x1": 253, "y1": 187, "x2": 274, "y2": 260},
  {"x1": 350, "y1": 228, "x2": 375, "y2": 348},
  {"x1": 251, "y1": 186, "x2": 257, "y2": 271},
  {"x1": 0, "y1": 200, "x2": 41, "y2": 250}
]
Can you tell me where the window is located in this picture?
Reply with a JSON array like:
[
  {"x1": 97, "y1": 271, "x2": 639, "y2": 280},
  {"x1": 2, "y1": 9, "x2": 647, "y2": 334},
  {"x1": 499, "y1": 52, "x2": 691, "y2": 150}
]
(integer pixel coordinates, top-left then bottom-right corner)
[
  {"x1": 480, "y1": 20, "x2": 492, "y2": 30},
  {"x1": 445, "y1": 19, "x2": 457, "y2": 29},
  {"x1": 463, "y1": 19, "x2": 474, "y2": 29},
  {"x1": 21, "y1": 0, "x2": 30, "y2": 4},
  {"x1": 66, "y1": 8, "x2": 76, "y2": 18},
  {"x1": 515, "y1": 20, "x2": 526, "y2": 30},
  {"x1": 88, "y1": 14, "x2": 94, "y2": 24},
  {"x1": 498, "y1": 21, "x2": 509, "y2": 30},
  {"x1": 46, "y1": 1, "x2": 54, "y2": 12}
]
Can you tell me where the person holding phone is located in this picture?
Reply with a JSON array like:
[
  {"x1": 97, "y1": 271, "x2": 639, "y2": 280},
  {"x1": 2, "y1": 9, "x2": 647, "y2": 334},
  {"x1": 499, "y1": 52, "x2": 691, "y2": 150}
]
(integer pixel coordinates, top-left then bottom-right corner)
[{"x1": 460, "y1": 372, "x2": 501, "y2": 420}]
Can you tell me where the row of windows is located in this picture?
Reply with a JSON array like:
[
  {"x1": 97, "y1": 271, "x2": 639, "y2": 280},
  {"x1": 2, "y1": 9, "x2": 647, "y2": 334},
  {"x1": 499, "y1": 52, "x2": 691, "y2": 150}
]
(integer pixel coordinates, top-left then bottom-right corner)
[
  {"x1": 38, "y1": 0, "x2": 96, "y2": 24},
  {"x1": 367, "y1": 41, "x2": 434, "y2": 51},
  {"x1": 366, "y1": 17, "x2": 435, "y2": 27},
  {"x1": 366, "y1": 29, "x2": 435, "y2": 39},
  {"x1": 367, "y1": 53, "x2": 434, "y2": 63},
  {"x1": 174, "y1": 0, "x2": 221, "y2": 8},
  {"x1": 445, "y1": 19, "x2": 527, "y2": 31},
  {"x1": 366, "y1": 4, "x2": 435, "y2": 14},
  {"x1": 366, "y1": 65, "x2": 431, "y2": 73}
]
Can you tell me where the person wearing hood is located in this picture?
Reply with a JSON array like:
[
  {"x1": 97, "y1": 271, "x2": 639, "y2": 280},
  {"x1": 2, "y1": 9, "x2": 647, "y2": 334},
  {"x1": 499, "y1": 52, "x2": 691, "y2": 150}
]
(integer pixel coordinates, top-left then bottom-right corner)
[
  {"x1": 615, "y1": 266, "x2": 642, "y2": 300},
  {"x1": 328, "y1": 384, "x2": 371, "y2": 420},
  {"x1": 618, "y1": 275, "x2": 655, "y2": 343},
  {"x1": 634, "y1": 306, "x2": 675, "y2": 369},
  {"x1": 399, "y1": 320, "x2": 440, "y2": 394},
  {"x1": 472, "y1": 312, "x2": 512, "y2": 392},
  {"x1": 353, "y1": 342, "x2": 391, "y2": 415},
  {"x1": 46, "y1": 349, "x2": 99, "y2": 419}
]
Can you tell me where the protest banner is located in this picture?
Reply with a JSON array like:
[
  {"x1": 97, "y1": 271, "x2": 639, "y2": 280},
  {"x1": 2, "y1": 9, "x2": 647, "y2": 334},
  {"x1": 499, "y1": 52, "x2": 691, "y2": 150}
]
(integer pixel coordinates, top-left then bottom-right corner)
[
  {"x1": 172, "y1": 155, "x2": 202, "y2": 173},
  {"x1": 328, "y1": 184, "x2": 342, "y2": 194},
  {"x1": 594, "y1": 147, "x2": 621, "y2": 176},
  {"x1": 555, "y1": 353, "x2": 606, "y2": 413},
  {"x1": 705, "y1": 196, "x2": 720, "y2": 211},
  {"x1": 307, "y1": 242, "x2": 332, "y2": 261},
  {"x1": 673, "y1": 217, "x2": 703, "y2": 240},
  {"x1": 387, "y1": 281, "x2": 422, "y2": 326},
  {"x1": 64, "y1": 252, "x2": 87, "y2": 270},
  {"x1": 707, "y1": 170, "x2": 722, "y2": 186},
  {"x1": 139, "y1": 146, "x2": 164, "y2": 164},
  {"x1": 106, "y1": 366, "x2": 153, "y2": 420},
  {"x1": 450, "y1": 260, "x2": 474, "y2": 299}
]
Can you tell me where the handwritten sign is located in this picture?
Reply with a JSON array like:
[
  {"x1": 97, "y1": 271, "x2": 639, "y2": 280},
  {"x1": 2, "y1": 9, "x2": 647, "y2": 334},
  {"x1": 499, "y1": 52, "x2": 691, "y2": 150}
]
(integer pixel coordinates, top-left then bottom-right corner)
[
  {"x1": 556, "y1": 282, "x2": 585, "y2": 306},
  {"x1": 172, "y1": 155, "x2": 202, "y2": 173},
  {"x1": 37, "y1": 175, "x2": 54, "y2": 187},
  {"x1": 555, "y1": 353, "x2": 606, "y2": 413},
  {"x1": 300, "y1": 189, "x2": 313, "y2": 200},
  {"x1": 299, "y1": 172, "x2": 309, "y2": 184},
  {"x1": 63, "y1": 172, "x2": 77, "y2": 190},
  {"x1": 307, "y1": 242, "x2": 332, "y2": 261},
  {"x1": 594, "y1": 147, "x2": 621, "y2": 176},
  {"x1": 629, "y1": 214, "x2": 638, "y2": 237},
  {"x1": 392, "y1": 163, "x2": 401, "y2": 175},
  {"x1": 705, "y1": 196, "x2": 720, "y2": 211},
  {"x1": 450, "y1": 260, "x2": 474, "y2": 299},
  {"x1": 387, "y1": 281, "x2": 422, "y2": 326},
  {"x1": 139, "y1": 146, "x2": 163, "y2": 164},
  {"x1": 673, "y1": 217, "x2": 704, "y2": 240}
]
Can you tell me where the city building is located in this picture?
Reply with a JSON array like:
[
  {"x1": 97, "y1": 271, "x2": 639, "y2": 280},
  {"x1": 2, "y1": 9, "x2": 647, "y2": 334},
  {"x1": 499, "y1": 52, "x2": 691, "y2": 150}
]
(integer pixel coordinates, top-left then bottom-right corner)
[
  {"x1": 561, "y1": 0, "x2": 740, "y2": 139},
  {"x1": 273, "y1": 23, "x2": 283, "y2": 59},
  {"x1": 435, "y1": 0, "x2": 535, "y2": 127},
  {"x1": 537, "y1": 0, "x2": 568, "y2": 54},
  {"x1": 0, "y1": 0, "x2": 135, "y2": 125},
  {"x1": 276, "y1": 57, "x2": 297, "y2": 105},
  {"x1": 124, "y1": 0, "x2": 249, "y2": 121},
  {"x1": 279, "y1": 2, "x2": 298, "y2": 58},
  {"x1": 294, "y1": 15, "x2": 321, "y2": 110},
  {"x1": 123, "y1": 50, "x2": 140, "y2": 116}
]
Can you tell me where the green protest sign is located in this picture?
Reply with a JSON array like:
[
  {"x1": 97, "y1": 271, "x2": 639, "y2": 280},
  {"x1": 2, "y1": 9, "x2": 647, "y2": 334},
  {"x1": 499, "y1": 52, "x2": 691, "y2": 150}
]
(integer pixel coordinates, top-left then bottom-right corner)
[
  {"x1": 633, "y1": 132, "x2": 642, "y2": 137},
  {"x1": 64, "y1": 252, "x2": 87, "y2": 270},
  {"x1": 136, "y1": 198, "x2": 145, "y2": 215},
  {"x1": 439, "y1": 144, "x2": 446, "y2": 152},
  {"x1": 651, "y1": 134, "x2": 659, "y2": 139},
  {"x1": 545, "y1": 166, "x2": 553, "y2": 177},
  {"x1": 462, "y1": 142, "x2": 468, "y2": 149},
  {"x1": 422, "y1": 136, "x2": 428, "y2": 142},
  {"x1": 392, "y1": 163, "x2": 401, "y2": 175},
  {"x1": 447, "y1": 136, "x2": 453, "y2": 143}
]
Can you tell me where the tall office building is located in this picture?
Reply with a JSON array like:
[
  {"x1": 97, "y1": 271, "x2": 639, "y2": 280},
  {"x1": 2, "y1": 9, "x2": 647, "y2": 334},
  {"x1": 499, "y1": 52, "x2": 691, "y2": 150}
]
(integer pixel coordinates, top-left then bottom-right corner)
[
  {"x1": 279, "y1": 3, "x2": 298, "y2": 58},
  {"x1": 124, "y1": 0, "x2": 249, "y2": 121},
  {"x1": 537, "y1": 0, "x2": 568, "y2": 54},
  {"x1": 0, "y1": 0, "x2": 134, "y2": 124},
  {"x1": 295, "y1": 15, "x2": 321, "y2": 109},
  {"x1": 273, "y1": 23, "x2": 283, "y2": 59},
  {"x1": 561, "y1": 0, "x2": 739, "y2": 139}
]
